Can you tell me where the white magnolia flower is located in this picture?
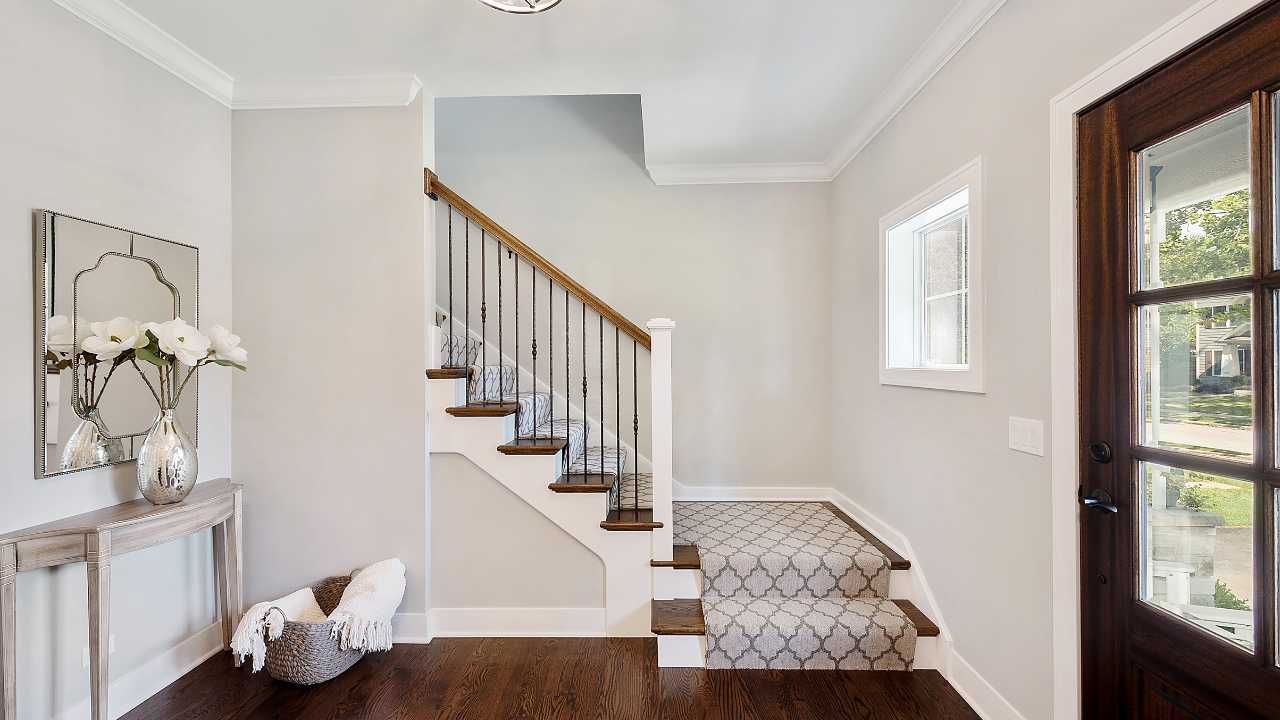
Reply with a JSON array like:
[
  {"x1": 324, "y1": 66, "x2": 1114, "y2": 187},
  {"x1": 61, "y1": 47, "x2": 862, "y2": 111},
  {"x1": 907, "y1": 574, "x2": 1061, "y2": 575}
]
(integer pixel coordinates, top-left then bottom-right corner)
[
  {"x1": 81, "y1": 317, "x2": 146, "y2": 360},
  {"x1": 207, "y1": 325, "x2": 248, "y2": 365},
  {"x1": 47, "y1": 315, "x2": 75, "y2": 355},
  {"x1": 143, "y1": 318, "x2": 211, "y2": 367}
]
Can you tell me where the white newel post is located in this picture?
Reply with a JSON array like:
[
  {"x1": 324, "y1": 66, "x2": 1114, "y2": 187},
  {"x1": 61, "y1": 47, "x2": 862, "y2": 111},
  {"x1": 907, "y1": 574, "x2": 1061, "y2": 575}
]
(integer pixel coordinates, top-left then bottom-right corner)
[{"x1": 647, "y1": 318, "x2": 675, "y2": 563}]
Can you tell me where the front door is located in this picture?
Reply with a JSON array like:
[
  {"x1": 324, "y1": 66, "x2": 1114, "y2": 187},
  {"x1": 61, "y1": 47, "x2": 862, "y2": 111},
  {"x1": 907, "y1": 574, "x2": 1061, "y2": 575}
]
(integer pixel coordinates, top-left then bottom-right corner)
[{"x1": 1078, "y1": 2, "x2": 1280, "y2": 717}]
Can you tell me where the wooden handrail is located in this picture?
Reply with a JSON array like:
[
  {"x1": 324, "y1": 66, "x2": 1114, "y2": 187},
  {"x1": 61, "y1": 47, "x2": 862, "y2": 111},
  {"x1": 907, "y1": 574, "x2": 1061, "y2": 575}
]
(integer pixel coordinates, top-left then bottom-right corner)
[{"x1": 425, "y1": 168, "x2": 652, "y2": 350}]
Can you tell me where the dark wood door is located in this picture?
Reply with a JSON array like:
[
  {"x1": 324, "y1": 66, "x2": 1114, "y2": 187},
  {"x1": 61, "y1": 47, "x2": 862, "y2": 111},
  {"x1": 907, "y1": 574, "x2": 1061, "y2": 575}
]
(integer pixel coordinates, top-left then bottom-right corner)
[{"x1": 1078, "y1": 3, "x2": 1280, "y2": 717}]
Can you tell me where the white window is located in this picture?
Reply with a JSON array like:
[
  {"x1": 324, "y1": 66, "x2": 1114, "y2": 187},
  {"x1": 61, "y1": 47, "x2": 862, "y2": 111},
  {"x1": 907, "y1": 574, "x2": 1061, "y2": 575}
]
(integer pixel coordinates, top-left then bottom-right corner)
[{"x1": 879, "y1": 158, "x2": 984, "y2": 393}]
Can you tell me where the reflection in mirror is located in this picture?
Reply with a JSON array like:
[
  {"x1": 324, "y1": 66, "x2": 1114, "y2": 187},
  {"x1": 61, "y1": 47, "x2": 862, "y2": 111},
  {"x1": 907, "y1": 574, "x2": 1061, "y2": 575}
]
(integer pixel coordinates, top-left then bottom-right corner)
[{"x1": 36, "y1": 211, "x2": 198, "y2": 477}]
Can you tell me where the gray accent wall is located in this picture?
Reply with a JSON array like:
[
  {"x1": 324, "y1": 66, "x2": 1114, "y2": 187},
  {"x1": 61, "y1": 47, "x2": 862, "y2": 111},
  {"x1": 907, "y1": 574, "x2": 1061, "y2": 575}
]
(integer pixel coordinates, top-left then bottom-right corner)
[
  {"x1": 827, "y1": 0, "x2": 1202, "y2": 717},
  {"x1": 0, "y1": 0, "x2": 233, "y2": 716}
]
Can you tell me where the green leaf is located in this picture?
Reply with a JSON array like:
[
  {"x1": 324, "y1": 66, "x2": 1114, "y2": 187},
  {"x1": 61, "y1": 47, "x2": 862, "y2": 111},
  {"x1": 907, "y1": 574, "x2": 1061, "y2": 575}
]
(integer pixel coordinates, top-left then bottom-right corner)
[
  {"x1": 210, "y1": 359, "x2": 248, "y2": 371},
  {"x1": 135, "y1": 347, "x2": 168, "y2": 368}
]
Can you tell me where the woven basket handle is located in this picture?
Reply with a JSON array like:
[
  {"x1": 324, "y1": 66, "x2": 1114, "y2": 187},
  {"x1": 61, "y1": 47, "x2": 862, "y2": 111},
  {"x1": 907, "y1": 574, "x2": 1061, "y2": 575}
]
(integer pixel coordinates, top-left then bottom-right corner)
[{"x1": 264, "y1": 605, "x2": 288, "y2": 642}]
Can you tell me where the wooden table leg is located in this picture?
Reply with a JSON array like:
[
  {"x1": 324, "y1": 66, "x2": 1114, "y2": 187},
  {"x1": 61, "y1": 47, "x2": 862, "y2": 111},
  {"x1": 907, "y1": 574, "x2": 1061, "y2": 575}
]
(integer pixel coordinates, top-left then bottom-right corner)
[
  {"x1": 223, "y1": 490, "x2": 244, "y2": 666},
  {"x1": 213, "y1": 523, "x2": 233, "y2": 652},
  {"x1": 87, "y1": 532, "x2": 110, "y2": 720},
  {"x1": 1, "y1": 543, "x2": 16, "y2": 720}
]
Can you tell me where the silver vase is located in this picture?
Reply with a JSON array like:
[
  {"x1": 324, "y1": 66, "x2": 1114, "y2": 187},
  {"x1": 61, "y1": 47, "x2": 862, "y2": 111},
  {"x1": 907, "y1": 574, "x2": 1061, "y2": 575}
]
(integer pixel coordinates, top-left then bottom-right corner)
[
  {"x1": 137, "y1": 409, "x2": 197, "y2": 505},
  {"x1": 60, "y1": 408, "x2": 126, "y2": 471}
]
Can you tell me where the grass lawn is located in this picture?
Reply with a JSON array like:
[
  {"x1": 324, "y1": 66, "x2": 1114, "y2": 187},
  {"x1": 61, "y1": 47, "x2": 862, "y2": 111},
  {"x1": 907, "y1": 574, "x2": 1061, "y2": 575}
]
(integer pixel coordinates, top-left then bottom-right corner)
[
  {"x1": 1182, "y1": 474, "x2": 1253, "y2": 527},
  {"x1": 1155, "y1": 388, "x2": 1251, "y2": 428}
]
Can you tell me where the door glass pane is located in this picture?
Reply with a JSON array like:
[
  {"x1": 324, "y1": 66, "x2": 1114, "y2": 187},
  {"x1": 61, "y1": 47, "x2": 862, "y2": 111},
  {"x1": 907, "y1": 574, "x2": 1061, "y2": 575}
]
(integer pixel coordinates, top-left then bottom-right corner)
[
  {"x1": 1140, "y1": 462, "x2": 1254, "y2": 652},
  {"x1": 1138, "y1": 106, "x2": 1252, "y2": 290},
  {"x1": 1139, "y1": 294, "x2": 1253, "y2": 462}
]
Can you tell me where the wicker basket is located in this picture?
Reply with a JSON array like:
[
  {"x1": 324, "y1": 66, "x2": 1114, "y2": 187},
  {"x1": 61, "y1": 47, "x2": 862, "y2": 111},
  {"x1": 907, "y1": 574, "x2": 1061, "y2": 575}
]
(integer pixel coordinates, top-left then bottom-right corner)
[{"x1": 262, "y1": 575, "x2": 365, "y2": 685}]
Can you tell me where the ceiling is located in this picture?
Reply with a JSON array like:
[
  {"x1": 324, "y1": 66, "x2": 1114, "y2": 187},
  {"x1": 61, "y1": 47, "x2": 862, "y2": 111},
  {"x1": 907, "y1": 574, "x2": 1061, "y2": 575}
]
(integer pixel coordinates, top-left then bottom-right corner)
[{"x1": 112, "y1": 0, "x2": 1003, "y2": 182}]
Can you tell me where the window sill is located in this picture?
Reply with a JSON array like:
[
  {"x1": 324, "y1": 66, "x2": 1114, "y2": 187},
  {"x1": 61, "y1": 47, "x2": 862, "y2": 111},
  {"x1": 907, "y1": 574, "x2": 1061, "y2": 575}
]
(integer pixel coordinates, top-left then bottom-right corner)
[{"x1": 879, "y1": 367, "x2": 985, "y2": 394}]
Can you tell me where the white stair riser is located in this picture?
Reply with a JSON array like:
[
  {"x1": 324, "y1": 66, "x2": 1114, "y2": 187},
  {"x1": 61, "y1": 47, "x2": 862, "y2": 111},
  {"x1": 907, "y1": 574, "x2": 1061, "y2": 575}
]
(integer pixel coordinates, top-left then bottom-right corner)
[
  {"x1": 653, "y1": 568, "x2": 701, "y2": 600},
  {"x1": 890, "y1": 569, "x2": 911, "y2": 598},
  {"x1": 430, "y1": 377, "x2": 652, "y2": 636},
  {"x1": 657, "y1": 635, "x2": 707, "y2": 668}
]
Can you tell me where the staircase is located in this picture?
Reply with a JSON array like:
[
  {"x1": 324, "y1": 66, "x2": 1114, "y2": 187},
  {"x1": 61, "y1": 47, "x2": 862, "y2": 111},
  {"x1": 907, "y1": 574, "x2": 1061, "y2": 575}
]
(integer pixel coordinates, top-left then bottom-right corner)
[{"x1": 423, "y1": 169, "x2": 939, "y2": 668}]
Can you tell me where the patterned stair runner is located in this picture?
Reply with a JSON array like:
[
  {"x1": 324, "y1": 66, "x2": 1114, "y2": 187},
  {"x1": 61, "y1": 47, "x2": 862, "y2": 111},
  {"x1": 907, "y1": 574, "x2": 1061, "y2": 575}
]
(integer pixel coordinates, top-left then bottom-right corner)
[{"x1": 674, "y1": 502, "x2": 917, "y2": 670}]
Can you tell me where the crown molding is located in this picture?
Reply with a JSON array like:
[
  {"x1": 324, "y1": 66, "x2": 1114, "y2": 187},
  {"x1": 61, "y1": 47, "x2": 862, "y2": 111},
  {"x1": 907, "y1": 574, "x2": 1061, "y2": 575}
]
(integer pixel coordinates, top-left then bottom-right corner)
[
  {"x1": 825, "y1": 0, "x2": 1007, "y2": 178},
  {"x1": 50, "y1": 0, "x2": 235, "y2": 106},
  {"x1": 232, "y1": 74, "x2": 425, "y2": 110},
  {"x1": 647, "y1": 161, "x2": 833, "y2": 186}
]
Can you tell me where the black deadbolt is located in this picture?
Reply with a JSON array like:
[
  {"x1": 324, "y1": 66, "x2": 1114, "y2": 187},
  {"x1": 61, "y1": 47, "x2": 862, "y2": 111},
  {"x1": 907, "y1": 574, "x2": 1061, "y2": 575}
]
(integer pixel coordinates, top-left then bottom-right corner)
[{"x1": 1088, "y1": 441, "x2": 1113, "y2": 464}]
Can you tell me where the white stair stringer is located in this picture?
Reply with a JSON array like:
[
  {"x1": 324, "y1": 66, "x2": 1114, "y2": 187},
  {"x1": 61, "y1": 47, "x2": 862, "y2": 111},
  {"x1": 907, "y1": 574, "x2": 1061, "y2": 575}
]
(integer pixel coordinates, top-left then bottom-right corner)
[{"x1": 429, "y1": 376, "x2": 653, "y2": 637}]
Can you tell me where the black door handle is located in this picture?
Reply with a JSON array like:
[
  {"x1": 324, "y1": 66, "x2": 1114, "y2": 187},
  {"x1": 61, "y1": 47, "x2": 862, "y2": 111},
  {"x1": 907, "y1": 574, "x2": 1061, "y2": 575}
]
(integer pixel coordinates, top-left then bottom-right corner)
[{"x1": 1079, "y1": 488, "x2": 1118, "y2": 513}]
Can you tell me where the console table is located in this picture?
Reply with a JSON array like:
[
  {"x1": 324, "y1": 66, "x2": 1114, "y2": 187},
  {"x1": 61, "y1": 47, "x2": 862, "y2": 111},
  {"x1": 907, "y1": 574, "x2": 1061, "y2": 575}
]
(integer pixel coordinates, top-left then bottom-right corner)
[{"x1": 0, "y1": 478, "x2": 243, "y2": 720}]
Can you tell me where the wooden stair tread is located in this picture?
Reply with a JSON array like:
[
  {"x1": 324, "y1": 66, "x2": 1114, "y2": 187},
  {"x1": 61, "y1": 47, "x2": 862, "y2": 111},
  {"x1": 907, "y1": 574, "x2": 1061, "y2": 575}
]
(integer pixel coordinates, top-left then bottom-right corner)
[
  {"x1": 651, "y1": 544, "x2": 700, "y2": 569},
  {"x1": 498, "y1": 437, "x2": 568, "y2": 455},
  {"x1": 446, "y1": 403, "x2": 519, "y2": 417},
  {"x1": 651, "y1": 599, "x2": 704, "y2": 635},
  {"x1": 821, "y1": 502, "x2": 911, "y2": 570},
  {"x1": 600, "y1": 508, "x2": 662, "y2": 531},
  {"x1": 549, "y1": 473, "x2": 615, "y2": 493},
  {"x1": 426, "y1": 367, "x2": 470, "y2": 380},
  {"x1": 891, "y1": 599, "x2": 939, "y2": 637}
]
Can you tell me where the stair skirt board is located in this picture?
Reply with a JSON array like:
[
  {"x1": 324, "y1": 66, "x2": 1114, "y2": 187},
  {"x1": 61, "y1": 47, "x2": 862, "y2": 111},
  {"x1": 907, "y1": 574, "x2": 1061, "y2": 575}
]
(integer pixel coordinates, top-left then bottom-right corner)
[{"x1": 668, "y1": 501, "x2": 923, "y2": 671}]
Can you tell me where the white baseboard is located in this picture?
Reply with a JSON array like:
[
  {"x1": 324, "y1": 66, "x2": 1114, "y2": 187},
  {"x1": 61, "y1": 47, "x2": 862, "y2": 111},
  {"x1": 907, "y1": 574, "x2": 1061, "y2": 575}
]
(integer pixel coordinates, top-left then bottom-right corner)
[
  {"x1": 427, "y1": 607, "x2": 606, "y2": 637},
  {"x1": 657, "y1": 635, "x2": 707, "y2": 667},
  {"x1": 672, "y1": 480, "x2": 830, "y2": 502},
  {"x1": 393, "y1": 612, "x2": 432, "y2": 644},
  {"x1": 947, "y1": 650, "x2": 1029, "y2": 720},
  {"x1": 55, "y1": 620, "x2": 224, "y2": 720}
]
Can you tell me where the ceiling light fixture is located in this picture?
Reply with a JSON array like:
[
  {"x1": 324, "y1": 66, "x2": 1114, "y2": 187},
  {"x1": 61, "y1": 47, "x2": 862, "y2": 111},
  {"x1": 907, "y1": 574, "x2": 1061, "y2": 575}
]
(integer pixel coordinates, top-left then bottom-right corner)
[{"x1": 476, "y1": 0, "x2": 564, "y2": 14}]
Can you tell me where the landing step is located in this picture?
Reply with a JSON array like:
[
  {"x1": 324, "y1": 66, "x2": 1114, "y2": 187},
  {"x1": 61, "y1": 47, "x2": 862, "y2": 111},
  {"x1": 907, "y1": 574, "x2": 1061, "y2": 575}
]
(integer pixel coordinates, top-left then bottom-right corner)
[
  {"x1": 446, "y1": 402, "x2": 519, "y2": 417},
  {"x1": 498, "y1": 437, "x2": 568, "y2": 455},
  {"x1": 821, "y1": 501, "x2": 911, "y2": 570},
  {"x1": 891, "y1": 599, "x2": 939, "y2": 637},
  {"x1": 651, "y1": 544, "x2": 699, "y2": 569},
  {"x1": 651, "y1": 599, "x2": 704, "y2": 635},
  {"x1": 601, "y1": 508, "x2": 662, "y2": 531},
  {"x1": 425, "y1": 367, "x2": 469, "y2": 380},
  {"x1": 549, "y1": 473, "x2": 615, "y2": 493}
]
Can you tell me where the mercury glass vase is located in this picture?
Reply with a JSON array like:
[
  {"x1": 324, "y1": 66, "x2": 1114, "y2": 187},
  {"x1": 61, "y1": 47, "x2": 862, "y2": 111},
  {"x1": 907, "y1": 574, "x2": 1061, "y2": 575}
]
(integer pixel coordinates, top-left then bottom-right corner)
[
  {"x1": 59, "y1": 408, "x2": 126, "y2": 471},
  {"x1": 137, "y1": 408, "x2": 197, "y2": 505}
]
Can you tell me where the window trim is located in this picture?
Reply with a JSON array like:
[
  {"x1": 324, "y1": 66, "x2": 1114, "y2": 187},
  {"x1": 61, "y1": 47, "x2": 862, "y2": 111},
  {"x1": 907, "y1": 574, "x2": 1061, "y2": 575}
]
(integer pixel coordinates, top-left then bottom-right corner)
[{"x1": 878, "y1": 157, "x2": 985, "y2": 393}]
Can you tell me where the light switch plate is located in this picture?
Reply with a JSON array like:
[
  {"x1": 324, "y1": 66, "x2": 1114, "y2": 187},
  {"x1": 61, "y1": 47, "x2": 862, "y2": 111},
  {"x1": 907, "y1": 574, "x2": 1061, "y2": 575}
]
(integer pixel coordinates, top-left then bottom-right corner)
[{"x1": 1009, "y1": 416, "x2": 1045, "y2": 456}]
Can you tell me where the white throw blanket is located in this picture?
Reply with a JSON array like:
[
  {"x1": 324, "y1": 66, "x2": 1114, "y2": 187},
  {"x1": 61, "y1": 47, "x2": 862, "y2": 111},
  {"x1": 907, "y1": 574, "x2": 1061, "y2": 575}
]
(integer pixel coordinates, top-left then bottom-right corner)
[
  {"x1": 230, "y1": 587, "x2": 326, "y2": 672},
  {"x1": 329, "y1": 558, "x2": 406, "y2": 652}
]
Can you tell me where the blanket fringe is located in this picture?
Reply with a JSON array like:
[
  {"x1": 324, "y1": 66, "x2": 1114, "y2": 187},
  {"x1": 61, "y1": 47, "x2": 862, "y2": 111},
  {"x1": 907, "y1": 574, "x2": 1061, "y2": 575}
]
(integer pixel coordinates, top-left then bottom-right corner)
[
  {"x1": 329, "y1": 611, "x2": 394, "y2": 652},
  {"x1": 230, "y1": 604, "x2": 285, "y2": 672}
]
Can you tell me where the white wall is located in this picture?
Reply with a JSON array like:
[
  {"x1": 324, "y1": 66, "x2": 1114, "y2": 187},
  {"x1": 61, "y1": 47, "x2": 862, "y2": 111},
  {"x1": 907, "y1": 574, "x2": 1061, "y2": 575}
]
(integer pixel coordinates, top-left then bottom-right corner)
[
  {"x1": 231, "y1": 100, "x2": 428, "y2": 615},
  {"x1": 827, "y1": 0, "x2": 1199, "y2": 717},
  {"x1": 436, "y1": 94, "x2": 832, "y2": 490},
  {"x1": 430, "y1": 454, "x2": 603, "y2": 609},
  {"x1": 0, "y1": 0, "x2": 232, "y2": 717}
]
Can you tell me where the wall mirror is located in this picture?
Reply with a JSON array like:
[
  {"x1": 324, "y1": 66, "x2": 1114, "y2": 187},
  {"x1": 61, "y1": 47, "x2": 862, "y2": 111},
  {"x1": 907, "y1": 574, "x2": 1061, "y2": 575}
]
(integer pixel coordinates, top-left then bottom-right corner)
[{"x1": 34, "y1": 211, "x2": 198, "y2": 477}]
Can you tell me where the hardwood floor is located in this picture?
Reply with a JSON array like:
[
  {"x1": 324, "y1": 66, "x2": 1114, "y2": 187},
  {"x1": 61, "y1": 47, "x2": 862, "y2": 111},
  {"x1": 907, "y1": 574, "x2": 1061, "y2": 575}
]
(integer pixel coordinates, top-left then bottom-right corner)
[{"x1": 124, "y1": 639, "x2": 978, "y2": 720}]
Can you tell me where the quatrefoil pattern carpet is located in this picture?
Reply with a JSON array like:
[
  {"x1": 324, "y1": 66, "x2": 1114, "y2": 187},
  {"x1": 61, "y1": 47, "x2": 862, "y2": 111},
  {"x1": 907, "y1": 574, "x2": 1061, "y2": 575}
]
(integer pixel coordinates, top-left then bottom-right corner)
[{"x1": 673, "y1": 502, "x2": 916, "y2": 670}]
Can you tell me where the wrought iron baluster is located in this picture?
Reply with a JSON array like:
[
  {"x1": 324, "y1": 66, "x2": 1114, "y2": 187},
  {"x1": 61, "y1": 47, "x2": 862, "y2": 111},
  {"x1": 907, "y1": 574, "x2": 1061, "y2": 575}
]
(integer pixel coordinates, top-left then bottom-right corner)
[
  {"x1": 464, "y1": 218, "x2": 470, "y2": 404},
  {"x1": 480, "y1": 230, "x2": 487, "y2": 402},
  {"x1": 548, "y1": 274, "x2": 554, "y2": 442},
  {"x1": 531, "y1": 267, "x2": 538, "y2": 439},
  {"x1": 498, "y1": 239, "x2": 504, "y2": 408},
  {"x1": 506, "y1": 249, "x2": 512, "y2": 435},
  {"x1": 514, "y1": 252, "x2": 520, "y2": 438},
  {"x1": 581, "y1": 299, "x2": 587, "y2": 469},
  {"x1": 564, "y1": 287, "x2": 569, "y2": 476},
  {"x1": 615, "y1": 326, "x2": 621, "y2": 513},
  {"x1": 447, "y1": 206, "x2": 454, "y2": 367},
  {"x1": 599, "y1": 314, "x2": 604, "y2": 478},
  {"x1": 633, "y1": 339, "x2": 639, "y2": 511}
]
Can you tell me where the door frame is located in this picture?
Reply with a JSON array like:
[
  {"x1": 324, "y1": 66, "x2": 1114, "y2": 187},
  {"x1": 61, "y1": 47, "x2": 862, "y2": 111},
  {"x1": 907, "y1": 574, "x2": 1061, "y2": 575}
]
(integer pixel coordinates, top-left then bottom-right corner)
[{"x1": 1049, "y1": 0, "x2": 1270, "y2": 717}]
